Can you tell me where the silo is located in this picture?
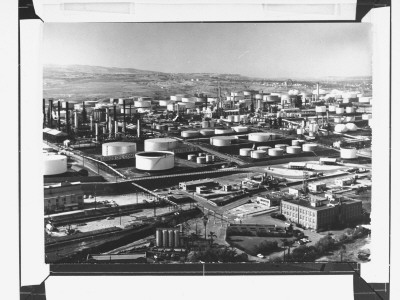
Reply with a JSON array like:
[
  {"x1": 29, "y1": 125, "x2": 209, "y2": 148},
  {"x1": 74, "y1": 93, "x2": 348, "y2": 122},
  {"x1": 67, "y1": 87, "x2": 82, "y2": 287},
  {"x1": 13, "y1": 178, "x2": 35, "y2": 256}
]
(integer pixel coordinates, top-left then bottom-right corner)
[
  {"x1": 268, "y1": 148, "x2": 284, "y2": 156},
  {"x1": 240, "y1": 148, "x2": 252, "y2": 156},
  {"x1": 168, "y1": 230, "x2": 174, "y2": 248},
  {"x1": 156, "y1": 229, "x2": 163, "y2": 247},
  {"x1": 340, "y1": 147, "x2": 357, "y2": 159},
  {"x1": 286, "y1": 146, "x2": 302, "y2": 154},
  {"x1": 188, "y1": 154, "x2": 197, "y2": 161},
  {"x1": 162, "y1": 230, "x2": 169, "y2": 248},
  {"x1": 251, "y1": 150, "x2": 266, "y2": 159},
  {"x1": 197, "y1": 157, "x2": 206, "y2": 164},
  {"x1": 302, "y1": 143, "x2": 318, "y2": 152},
  {"x1": 174, "y1": 230, "x2": 180, "y2": 248}
]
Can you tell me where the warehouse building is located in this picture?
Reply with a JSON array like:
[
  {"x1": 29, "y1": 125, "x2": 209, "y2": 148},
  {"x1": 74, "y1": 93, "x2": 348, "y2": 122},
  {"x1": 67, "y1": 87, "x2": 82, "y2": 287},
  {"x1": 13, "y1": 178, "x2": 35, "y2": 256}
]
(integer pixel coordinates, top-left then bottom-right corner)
[
  {"x1": 256, "y1": 192, "x2": 294, "y2": 208},
  {"x1": 44, "y1": 182, "x2": 84, "y2": 214},
  {"x1": 281, "y1": 195, "x2": 362, "y2": 231},
  {"x1": 179, "y1": 179, "x2": 218, "y2": 191}
]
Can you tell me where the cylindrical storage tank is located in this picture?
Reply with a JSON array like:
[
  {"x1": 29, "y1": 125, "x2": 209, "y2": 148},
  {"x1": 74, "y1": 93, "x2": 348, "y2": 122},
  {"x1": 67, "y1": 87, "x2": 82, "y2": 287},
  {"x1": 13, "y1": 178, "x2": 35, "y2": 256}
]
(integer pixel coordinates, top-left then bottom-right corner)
[
  {"x1": 334, "y1": 124, "x2": 348, "y2": 133},
  {"x1": 206, "y1": 154, "x2": 213, "y2": 163},
  {"x1": 202, "y1": 121, "x2": 209, "y2": 128},
  {"x1": 233, "y1": 115, "x2": 240, "y2": 122},
  {"x1": 181, "y1": 130, "x2": 199, "y2": 138},
  {"x1": 315, "y1": 106, "x2": 327, "y2": 113},
  {"x1": 346, "y1": 107, "x2": 356, "y2": 114},
  {"x1": 43, "y1": 155, "x2": 67, "y2": 175},
  {"x1": 275, "y1": 144, "x2": 289, "y2": 151},
  {"x1": 200, "y1": 129, "x2": 215, "y2": 136},
  {"x1": 268, "y1": 148, "x2": 284, "y2": 156},
  {"x1": 232, "y1": 126, "x2": 248, "y2": 133},
  {"x1": 345, "y1": 116, "x2": 355, "y2": 122},
  {"x1": 359, "y1": 97, "x2": 371, "y2": 103},
  {"x1": 302, "y1": 143, "x2": 318, "y2": 152},
  {"x1": 345, "y1": 123, "x2": 358, "y2": 131},
  {"x1": 210, "y1": 136, "x2": 237, "y2": 146},
  {"x1": 215, "y1": 128, "x2": 233, "y2": 135},
  {"x1": 159, "y1": 100, "x2": 172, "y2": 106},
  {"x1": 155, "y1": 124, "x2": 167, "y2": 131},
  {"x1": 286, "y1": 146, "x2": 302, "y2": 154},
  {"x1": 296, "y1": 128, "x2": 305, "y2": 135},
  {"x1": 162, "y1": 230, "x2": 169, "y2": 248},
  {"x1": 168, "y1": 230, "x2": 174, "y2": 248},
  {"x1": 251, "y1": 150, "x2": 266, "y2": 159},
  {"x1": 329, "y1": 105, "x2": 337, "y2": 112},
  {"x1": 227, "y1": 115, "x2": 235, "y2": 122},
  {"x1": 255, "y1": 94, "x2": 263, "y2": 100},
  {"x1": 340, "y1": 147, "x2": 357, "y2": 159},
  {"x1": 362, "y1": 114, "x2": 372, "y2": 120},
  {"x1": 134, "y1": 101, "x2": 151, "y2": 108},
  {"x1": 144, "y1": 138, "x2": 178, "y2": 151},
  {"x1": 257, "y1": 146, "x2": 271, "y2": 151},
  {"x1": 188, "y1": 154, "x2": 197, "y2": 161},
  {"x1": 336, "y1": 107, "x2": 345, "y2": 114},
  {"x1": 135, "y1": 151, "x2": 175, "y2": 171},
  {"x1": 156, "y1": 229, "x2": 163, "y2": 247},
  {"x1": 265, "y1": 95, "x2": 280, "y2": 103},
  {"x1": 239, "y1": 148, "x2": 252, "y2": 156},
  {"x1": 248, "y1": 132, "x2": 277, "y2": 142},
  {"x1": 196, "y1": 157, "x2": 206, "y2": 164},
  {"x1": 243, "y1": 91, "x2": 251, "y2": 96},
  {"x1": 179, "y1": 102, "x2": 195, "y2": 109},
  {"x1": 334, "y1": 117, "x2": 343, "y2": 123},
  {"x1": 174, "y1": 230, "x2": 180, "y2": 247},
  {"x1": 291, "y1": 139, "x2": 305, "y2": 146},
  {"x1": 209, "y1": 120, "x2": 215, "y2": 127},
  {"x1": 102, "y1": 142, "x2": 137, "y2": 156}
]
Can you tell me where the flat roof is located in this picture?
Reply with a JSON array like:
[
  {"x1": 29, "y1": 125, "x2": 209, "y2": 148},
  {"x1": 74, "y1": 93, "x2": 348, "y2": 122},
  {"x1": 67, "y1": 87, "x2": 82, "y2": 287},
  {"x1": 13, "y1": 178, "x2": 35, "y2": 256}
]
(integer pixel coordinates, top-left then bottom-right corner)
[{"x1": 282, "y1": 198, "x2": 361, "y2": 211}]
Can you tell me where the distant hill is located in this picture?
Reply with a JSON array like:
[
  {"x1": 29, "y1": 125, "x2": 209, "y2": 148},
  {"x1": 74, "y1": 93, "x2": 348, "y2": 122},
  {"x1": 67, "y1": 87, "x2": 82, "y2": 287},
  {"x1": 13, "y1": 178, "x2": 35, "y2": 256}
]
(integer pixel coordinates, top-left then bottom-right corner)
[{"x1": 44, "y1": 64, "x2": 163, "y2": 75}]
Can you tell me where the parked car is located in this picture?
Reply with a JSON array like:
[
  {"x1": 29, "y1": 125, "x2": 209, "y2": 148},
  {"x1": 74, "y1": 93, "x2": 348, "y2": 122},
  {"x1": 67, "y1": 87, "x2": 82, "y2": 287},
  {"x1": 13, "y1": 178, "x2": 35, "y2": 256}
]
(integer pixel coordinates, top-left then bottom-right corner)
[{"x1": 257, "y1": 254, "x2": 265, "y2": 258}]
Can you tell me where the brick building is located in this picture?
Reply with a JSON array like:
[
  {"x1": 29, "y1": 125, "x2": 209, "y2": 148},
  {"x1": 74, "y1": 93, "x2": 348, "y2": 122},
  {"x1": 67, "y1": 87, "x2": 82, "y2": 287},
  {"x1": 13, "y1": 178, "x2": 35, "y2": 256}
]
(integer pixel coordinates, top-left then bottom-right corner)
[{"x1": 44, "y1": 182, "x2": 84, "y2": 214}]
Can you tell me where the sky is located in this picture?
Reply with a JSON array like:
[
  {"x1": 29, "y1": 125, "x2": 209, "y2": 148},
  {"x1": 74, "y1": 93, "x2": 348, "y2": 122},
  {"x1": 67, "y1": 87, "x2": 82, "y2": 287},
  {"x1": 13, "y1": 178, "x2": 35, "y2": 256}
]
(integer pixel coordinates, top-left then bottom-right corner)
[{"x1": 43, "y1": 23, "x2": 372, "y2": 79}]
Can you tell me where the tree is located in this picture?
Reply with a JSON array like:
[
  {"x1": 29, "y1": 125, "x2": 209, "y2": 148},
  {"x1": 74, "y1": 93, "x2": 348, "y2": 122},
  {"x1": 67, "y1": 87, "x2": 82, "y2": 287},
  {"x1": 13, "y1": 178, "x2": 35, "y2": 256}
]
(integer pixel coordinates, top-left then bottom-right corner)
[
  {"x1": 281, "y1": 239, "x2": 295, "y2": 260},
  {"x1": 254, "y1": 240, "x2": 279, "y2": 256},
  {"x1": 291, "y1": 245, "x2": 318, "y2": 262},
  {"x1": 315, "y1": 235, "x2": 335, "y2": 254},
  {"x1": 208, "y1": 231, "x2": 217, "y2": 247},
  {"x1": 340, "y1": 245, "x2": 347, "y2": 262}
]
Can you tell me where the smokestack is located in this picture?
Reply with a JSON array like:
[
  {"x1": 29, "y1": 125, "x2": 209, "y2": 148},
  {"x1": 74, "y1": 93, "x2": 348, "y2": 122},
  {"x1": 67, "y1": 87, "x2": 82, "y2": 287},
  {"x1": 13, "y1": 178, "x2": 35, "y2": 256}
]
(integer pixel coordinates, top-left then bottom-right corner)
[
  {"x1": 113, "y1": 104, "x2": 117, "y2": 122},
  {"x1": 317, "y1": 82, "x2": 320, "y2": 101},
  {"x1": 129, "y1": 103, "x2": 132, "y2": 118},
  {"x1": 137, "y1": 118, "x2": 141, "y2": 138},
  {"x1": 109, "y1": 118, "x2": 113, "y2": 138},
  {"x1": 90, "y1": 115, "x2": 93, "y2": 131},
  {"x1": 65, "y1": 101, "x2": 70, "y2": 134},
  {"x1": 43, "y1": 99, "x2": 46, "y2": 127},
  {"x1": 82, "y1": 101, "x2": 87, "y2": 123},
  {"x1": 105, "y1": 107, "x2": 110, "y2": 129},
  {"x1": 114, "y1": 120, "x2": 118, "y2": 136},
  {"x1": 57, "y1": 101, "x2": 61, "y2": 130},
  {"x1": 95, "y1": 123, "x2": 99, "y2": 141},
  {"x1": 48, "y1": 99, "x2": 53, "y2": 128},
  {"x1": 74, "y1": 111, "x2": 79, "y2": 129},
  {"x1": 123, "y1": 99, "x2": 126, "y2": 133}
]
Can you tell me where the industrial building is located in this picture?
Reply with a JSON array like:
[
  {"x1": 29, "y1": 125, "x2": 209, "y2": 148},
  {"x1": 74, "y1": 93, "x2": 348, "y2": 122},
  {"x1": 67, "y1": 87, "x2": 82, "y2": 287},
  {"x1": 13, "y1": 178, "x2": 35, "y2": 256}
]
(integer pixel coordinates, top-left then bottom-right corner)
[
  {"x1": 44, "y1": 182, "x2": 84, "y2": 214},
  {"x1": 256, "y1": 192, "x2": 294, "y2": 208},
  {"x1": 179, "y1": 179, "x2": 218, "y2": 191},
  {"x1": 281, "y1": 196, "x2": 363, "y2": 231}
]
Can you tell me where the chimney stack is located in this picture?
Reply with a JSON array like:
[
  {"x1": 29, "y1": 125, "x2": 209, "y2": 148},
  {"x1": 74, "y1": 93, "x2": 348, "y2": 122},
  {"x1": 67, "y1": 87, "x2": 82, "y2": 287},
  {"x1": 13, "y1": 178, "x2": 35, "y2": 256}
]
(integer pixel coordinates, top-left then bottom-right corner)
[
  {"x1": 65, "y1": 101, "x2": 70, "y2": 134},
  {"x1": 57, "y1": 101, "x2": 61, "y2": 130},
  {"x1": 48, "y1": 99, "x2": 53, "y2": 128},
  {"x1": 74, "y1": 111, "x2": 79, "y2": 130},
  {"x1": 123, "y1": 99, "x2": 126, "y2": 133},
  {"x1": 114, "y1": 120, "x2": 118, "y2": 136},
  {"x1": 137, "y1": 118, "x2": 141, "y2": 138},
  {"x1": 95, "y1": 123, "x2": 99, "y2": 141},
  {"x1": 43, "y1": 98, "x2": 46, "y2": 127}
]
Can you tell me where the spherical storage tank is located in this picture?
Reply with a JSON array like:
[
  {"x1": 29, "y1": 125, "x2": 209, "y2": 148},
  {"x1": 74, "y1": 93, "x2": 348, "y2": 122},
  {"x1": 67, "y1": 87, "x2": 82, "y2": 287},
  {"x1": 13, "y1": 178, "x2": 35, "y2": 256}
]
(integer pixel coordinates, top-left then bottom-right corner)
[
  {"x1": 302, "y1": 143, "x2": 318, "y2": 152},
  {"x1": 102, "y1": 142, "x2": 137, "y2": 156},
  {"x1": 268, "y1": 148, "x2": 284, "y2": 157},
  {"x1": 145, "y1": 138, "x2": 178, "y2": 151},
  {"x1": 43, "y1": 154, "x2": 67, "y2": 175},
  {"x1": 181, "y1": 130, "x2": 199, "y2": 138},
  {"x1": 248, "y1": 132, "x2": 277, "y2": 142},
  {"x1": 210, "y1": 136, "x2": 238, "y2": 147},
  {"x1": 239, "y1": 148, "x2": 252, "y2": 156},
  {"x1": 135, "y1": 151, "x2": 174, "y2": 171},
  {"x1": 340, "y1": 147, "x2": 357, "y2": 159},
  {"x1": 251, "y1": 150, "x2": 266, "y2": 159},
  {"x1": 286, "y1": 146, "x2": 302, "y2": 154}
]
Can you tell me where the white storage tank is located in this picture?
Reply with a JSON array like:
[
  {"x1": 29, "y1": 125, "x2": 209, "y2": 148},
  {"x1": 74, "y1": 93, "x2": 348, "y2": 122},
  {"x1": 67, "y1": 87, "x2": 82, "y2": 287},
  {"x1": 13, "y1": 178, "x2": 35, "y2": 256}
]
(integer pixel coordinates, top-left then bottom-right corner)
[
  {"x1": 251, "y1": 150, "x2": 266, "y2": 159},
  {"x1": 144, "y1": 138, "x2": 178, "y2": 151},
  {"x1": 102, "y1": 142, "x2": 137, "y2": 156},
  {"x1": 275, "y1": 144, "x2": 289, "y2": 151},
  {"x1": 248, "y1": 132, "x2": 277, "y2": 142},
  {"x1": 345, "y1": 116, "x2": 355, "y2": 122},
  {"x1": 362, "y1": 114, "x2": 372, "y2": 120},
  {"x1": 134, "y1": 101, "x2": 151, "y2": 108},
  {"x1": 286, "y1": 146, "x2": 302, "y2": 154},
  {"x1": 329, "y1": 105, "x2": 337, "y2": 112},
  {"x1": 188, "y1": 154, "x2": 197, "y2": 161},
  {"x1": 345, "y1": 107, "x2": 356, "y2": 114},
  {"x1": 315, "y1": 106, "x2": 327, "y2": 113},
  {"x1": 156, "y1": 229, "x2": 162, "y2": 247},
  {"x1": 268, "y1": 148, "x2": 284, "y2": 156},
  {"x1": 162, "y1": 229, "x2": 169, "y2": 248},
  {"x1": 345, "y1": 123, "x2": 358, "y2": 131},
  {"x1": 292, "y1": 139, "x2": 305, "y2": 146},
  {"x1": 302, "y1": 143, "x2": 318, "y2": 152},
  {"x1": 181, "y1": 130, "x2": 199, "y2": 138},
  {"x1": 174, "y1": 230, "x2": 180, "y2": 247},
  {"x1": 232, "y1": 126, "x2": 248, "y2": 133},
  {"x1": 239, "y1": 148, "x2": 252, "y2": 156},
  {"x1": 202, "y1": 121, "x2": 210, "y2": 128},
  {"x1": 135, "y1": 151, "x2": 175, "y2": 171},
  {"x1": 359, "y1": 97, "x2": 371, "y2": 103},
  {"x1": 334, "y1": 124, "x2": 348, "y2": 133},
  {"x1": 210, "y1": 136, "x2": 238, "y2": 146},
  {"x1": 233, "y1": 115, "x2": 240, "y2": 122},
  {"x1": 200, "y1": 129, "x2": 215, "y2": 136},
  {"x1": 340, "y1": 147, "x2": 357, "y2": 159},
  {"x1": 43, "y1": 154, "x2": 67, "y2": 175},
  {"x1": 209, "y1": 120, "x2": 215, "y2": 127},
  {"x1": 196, "y1": 156, "x2": 206, "y2": 164},
  {"x1": 159, "y1": 100, "x2": 172, "y2": 106},
  {"x1": 227, "y1": 115, "x2": 235, "y2": 122},
  {"x1": 206, "y1": 154, "x2": 214, "y2": 163},
  {"x1": 296, "y1": 128, "x2": 305, "y2": 135},
  {"x1": 336, "y1": 107, "x2": 345, "y2": 114},
  {"x1": 257, "y1": 146, "x2": 271, "y2": 151},
  {"x1": 215, "y1": 128, "x2": 233, "y2": 135}
]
